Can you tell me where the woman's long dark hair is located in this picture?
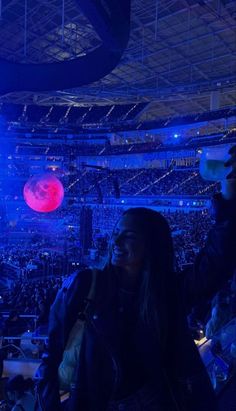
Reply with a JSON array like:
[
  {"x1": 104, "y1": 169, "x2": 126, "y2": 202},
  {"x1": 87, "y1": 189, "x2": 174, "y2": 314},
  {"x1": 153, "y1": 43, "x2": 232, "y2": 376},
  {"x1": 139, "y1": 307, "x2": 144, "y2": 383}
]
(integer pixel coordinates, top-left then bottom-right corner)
[{"x1": 104, "y1": 207, "x2": 176, "y2": 348}]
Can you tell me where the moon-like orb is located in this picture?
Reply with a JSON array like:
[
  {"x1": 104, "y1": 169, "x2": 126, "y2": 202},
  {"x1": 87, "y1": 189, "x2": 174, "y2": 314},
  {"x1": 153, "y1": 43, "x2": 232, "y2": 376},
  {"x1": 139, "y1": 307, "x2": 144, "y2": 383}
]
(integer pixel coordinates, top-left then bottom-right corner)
[{"x1": 23, "y1": 174, "x2": 64, "y2": 212}]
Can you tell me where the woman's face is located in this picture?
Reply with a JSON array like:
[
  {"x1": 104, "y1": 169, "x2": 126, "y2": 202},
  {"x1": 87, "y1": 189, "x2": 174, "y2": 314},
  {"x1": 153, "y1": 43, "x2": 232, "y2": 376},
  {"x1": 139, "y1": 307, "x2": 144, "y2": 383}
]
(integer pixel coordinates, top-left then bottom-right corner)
[{"x1": 110, "y1": 214, "x2": 146, "y2": 275}]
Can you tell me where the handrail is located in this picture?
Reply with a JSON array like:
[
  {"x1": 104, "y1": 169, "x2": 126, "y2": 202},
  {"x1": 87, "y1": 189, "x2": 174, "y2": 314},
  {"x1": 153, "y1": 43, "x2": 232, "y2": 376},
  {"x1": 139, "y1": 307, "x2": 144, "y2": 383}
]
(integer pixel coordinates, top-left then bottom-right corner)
[
  {"x1": 0, "y1": 344, "x2": 26, "y2": 358},
  {"x1": 2, "y1": 335, "x2": 47, "y2": 340},
  {"x1": 2, "y1": 314, "x2": 38, "y2": 318}
]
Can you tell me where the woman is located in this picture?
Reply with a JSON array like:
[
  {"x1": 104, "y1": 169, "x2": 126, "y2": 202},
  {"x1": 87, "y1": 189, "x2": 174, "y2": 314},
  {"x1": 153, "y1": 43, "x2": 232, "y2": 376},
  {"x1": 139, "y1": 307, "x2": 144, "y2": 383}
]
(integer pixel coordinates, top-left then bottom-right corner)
[{"x1": 36, "y1": 151, "x2": 236, "y2": 411}]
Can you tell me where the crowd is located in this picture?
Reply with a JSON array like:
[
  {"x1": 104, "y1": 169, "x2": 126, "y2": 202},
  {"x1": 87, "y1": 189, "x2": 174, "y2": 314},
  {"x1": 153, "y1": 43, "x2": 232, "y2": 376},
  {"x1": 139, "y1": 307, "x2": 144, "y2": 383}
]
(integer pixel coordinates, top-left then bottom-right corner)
[
  {"x1": 1, "y1": 277, "x2": 61, "y2": 314},
  {"x1": 0, "y1": 374, "x2": 35, "y2": 411},
  {"x1": 0, "y1": 244, "x2": 67, "y2": 281},
  {"x1": 0, "y1": 202, "x2": 235, "y2": 409},
  {"x1": 0, "y1": 276, "x2": 235, "y2": 410},
  {"x1": 4, "y1": 129, "x2": 236, "y2": 163},
  {"x1": 0, "y1": 139, "x2": 235, "y2": 409},
  {"x1": 92, "y1": 206, "x2": 213, "y2": 268},
  {"x1": 0, "y1": 206, "x2": 214, "y2": 275},
  {"x1": 1, "y1": 103, "x2": 236, "y2": 134},
  {"x1": 2, "y1": 263, "x2": 235, "y2": 349},
  {"x1": 0, "y1": 277, "x2": 62, "y2": 363},
  {"x1": 65, "y1": 167, "x2": 218, "y2": 197}
]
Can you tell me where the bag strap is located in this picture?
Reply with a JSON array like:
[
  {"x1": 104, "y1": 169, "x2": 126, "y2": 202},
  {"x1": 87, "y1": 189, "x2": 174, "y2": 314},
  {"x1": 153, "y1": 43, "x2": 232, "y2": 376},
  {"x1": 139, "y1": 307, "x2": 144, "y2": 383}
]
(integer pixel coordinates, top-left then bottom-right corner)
[
  {"x1": 87, "y1": 268, "x2": 97, "y2": 300},
  {"x1": 82, "y1": 269, "x2": 97, "y2": 315}
]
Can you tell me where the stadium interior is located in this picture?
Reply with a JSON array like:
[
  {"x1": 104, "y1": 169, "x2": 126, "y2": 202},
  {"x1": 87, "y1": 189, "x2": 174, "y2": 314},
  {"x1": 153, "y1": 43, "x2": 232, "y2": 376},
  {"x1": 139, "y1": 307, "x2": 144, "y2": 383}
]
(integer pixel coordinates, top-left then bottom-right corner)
[{"x1": 0, "y1": 0, "x2": 236, "y2": 410}]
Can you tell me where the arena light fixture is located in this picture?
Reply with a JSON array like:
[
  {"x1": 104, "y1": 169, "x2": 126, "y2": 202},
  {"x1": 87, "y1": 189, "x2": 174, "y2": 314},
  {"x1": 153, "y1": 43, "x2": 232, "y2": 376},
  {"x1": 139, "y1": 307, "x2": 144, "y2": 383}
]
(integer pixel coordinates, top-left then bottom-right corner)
[{"x1": 0, "y1": 0, "x2": 131, "y2": 93}]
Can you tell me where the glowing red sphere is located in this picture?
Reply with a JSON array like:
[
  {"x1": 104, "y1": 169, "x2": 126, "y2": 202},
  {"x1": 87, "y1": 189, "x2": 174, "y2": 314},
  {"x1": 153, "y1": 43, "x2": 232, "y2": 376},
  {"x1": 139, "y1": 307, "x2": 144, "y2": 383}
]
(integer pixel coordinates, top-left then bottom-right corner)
[{"x1": 23, "y1": 174, "x2": 64, "y2": 212}]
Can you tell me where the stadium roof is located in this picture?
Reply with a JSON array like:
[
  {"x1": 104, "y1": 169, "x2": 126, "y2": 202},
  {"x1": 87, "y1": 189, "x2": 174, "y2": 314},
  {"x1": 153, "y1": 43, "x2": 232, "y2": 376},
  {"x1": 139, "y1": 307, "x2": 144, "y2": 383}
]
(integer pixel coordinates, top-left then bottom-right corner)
[{"x1": 0, "y1": 0, "x2": 235, "y2": 120}]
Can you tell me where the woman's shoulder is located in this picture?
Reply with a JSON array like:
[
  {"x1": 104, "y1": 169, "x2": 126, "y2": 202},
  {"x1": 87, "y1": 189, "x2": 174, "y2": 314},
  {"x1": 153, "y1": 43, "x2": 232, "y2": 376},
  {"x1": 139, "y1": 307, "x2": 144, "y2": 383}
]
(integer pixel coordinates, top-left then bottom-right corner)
[
  {"x1": 61, "y1": 268, "x2": 91, "y2": 290},
  {"x1": 60, "y1": 267, "x2": 103, "y2": 297}
]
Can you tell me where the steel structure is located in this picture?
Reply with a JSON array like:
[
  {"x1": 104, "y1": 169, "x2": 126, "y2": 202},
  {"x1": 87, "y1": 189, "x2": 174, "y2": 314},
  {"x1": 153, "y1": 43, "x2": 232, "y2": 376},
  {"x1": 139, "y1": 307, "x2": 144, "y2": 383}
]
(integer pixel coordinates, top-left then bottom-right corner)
[{"x1": 0, "y1": 0, "x2": 235, "y2": 120}]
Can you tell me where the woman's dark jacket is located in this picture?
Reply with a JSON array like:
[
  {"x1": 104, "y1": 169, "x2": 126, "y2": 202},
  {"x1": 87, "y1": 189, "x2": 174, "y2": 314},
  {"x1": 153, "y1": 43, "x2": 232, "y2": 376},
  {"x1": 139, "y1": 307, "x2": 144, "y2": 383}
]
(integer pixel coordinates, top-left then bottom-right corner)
[{"x1": 35, "y1": 194, "x2": 236, "y2": 411}]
